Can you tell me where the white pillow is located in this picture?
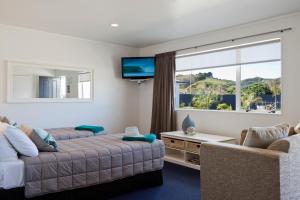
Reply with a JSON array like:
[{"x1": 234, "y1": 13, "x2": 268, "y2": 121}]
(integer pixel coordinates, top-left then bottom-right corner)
[
  {"x1": 125, "y1": 126, "x2": 140, "y2": 136},
  {"x1": 243, "y1": 123, "x2": 290, "y2": 148},
  {"x1": 0, "y1": 121, "x2": 8, "y2": 133},
  {"x1": 4, "y1": 125, "x2": 39, "y2": 157},
  {"x1": 0, "y1": 123, "x2": 18, "y2": 161}
]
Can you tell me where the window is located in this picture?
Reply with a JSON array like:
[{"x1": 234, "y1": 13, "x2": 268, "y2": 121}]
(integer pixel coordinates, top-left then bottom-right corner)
[{"x1": 176, "y1": 39, "x2": 281, "y2": 114}]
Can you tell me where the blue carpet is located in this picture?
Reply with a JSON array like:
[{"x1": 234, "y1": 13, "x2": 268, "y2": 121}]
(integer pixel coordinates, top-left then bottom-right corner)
[{"x1": 111, "y1": 162, "x2": 201, "y2": 200}]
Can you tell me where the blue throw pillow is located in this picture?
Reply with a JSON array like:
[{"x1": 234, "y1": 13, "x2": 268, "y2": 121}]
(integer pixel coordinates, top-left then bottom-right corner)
[{"x1": 32, "y1": 128, "x2": 58, "y2": 152}]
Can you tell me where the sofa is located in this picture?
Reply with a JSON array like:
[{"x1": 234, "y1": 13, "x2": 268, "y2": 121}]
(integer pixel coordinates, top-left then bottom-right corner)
[{"x1": 200, "y1": 133, "x2": 300, "y2": 200}]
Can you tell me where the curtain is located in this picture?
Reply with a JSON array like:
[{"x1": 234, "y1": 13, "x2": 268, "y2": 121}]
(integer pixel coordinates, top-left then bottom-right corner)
[{"x1": 150, "y1": 51, "x2": 177, "y2": 138}]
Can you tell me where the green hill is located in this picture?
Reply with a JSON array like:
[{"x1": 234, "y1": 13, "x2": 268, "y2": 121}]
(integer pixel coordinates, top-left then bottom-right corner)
[
  {"x1": 181, "y1": 78, "x2": 235, "y2": 95},
  {"x1": 241, "y1": 77, "x2": 280, "y2": 89},
  {"x1": 177, "y1": 73, "x2": 280, "y2": 95}
]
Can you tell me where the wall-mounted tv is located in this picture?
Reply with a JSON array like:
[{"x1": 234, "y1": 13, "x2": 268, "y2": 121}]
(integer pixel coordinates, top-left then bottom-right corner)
[{"x1": 122, "y1": 57, "x2": 155, "y2": 79}]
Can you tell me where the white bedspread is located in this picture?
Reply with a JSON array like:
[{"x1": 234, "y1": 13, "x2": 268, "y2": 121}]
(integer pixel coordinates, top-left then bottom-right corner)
[{"x1": 0, "y1": 160, "x2": 24, "y2": 189}]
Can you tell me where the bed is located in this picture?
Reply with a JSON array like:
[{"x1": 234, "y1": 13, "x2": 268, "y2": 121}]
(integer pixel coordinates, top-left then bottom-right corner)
[
  {"x1": 0, "y1": 131, "x2": 165, "y2": 199},
  {"x1": 0, "y1": 160, "x2": 24, "y2": 189},
  {"x1": 46, "y1": 127, "x2": 95, "y2": 140}
]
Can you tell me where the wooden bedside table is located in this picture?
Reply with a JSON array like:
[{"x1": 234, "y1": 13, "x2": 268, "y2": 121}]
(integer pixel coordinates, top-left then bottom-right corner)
[{"x1": 161, "y1": 131, "x2": 236, "y2": 170}]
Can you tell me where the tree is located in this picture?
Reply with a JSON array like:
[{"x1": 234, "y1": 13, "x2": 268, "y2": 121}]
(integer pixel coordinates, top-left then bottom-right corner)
[
  {"x1": 192, "y1": 94, "x2": 218, "y2": 109},
  {"x1": 242, "y1": 83, "x2": 272, "y2": 96},
  {"x1": 180, "y1": 102, "x2": 186, "y2": 108},
  {"x1": 194, "y1": 72, "x2": 213, "y2": 82},
  {"x1": 267, "y1": 80, "x2": 281, "y2": 110},
  {"x1": 241, "y1": 92, "x2": 262, "y2": 111},
  {"x1": 226, "y1": 85, "x2": 236, "y2": 94},
  {"x1": 217, "y1": 103, "x2": 232, "y2": 111}
]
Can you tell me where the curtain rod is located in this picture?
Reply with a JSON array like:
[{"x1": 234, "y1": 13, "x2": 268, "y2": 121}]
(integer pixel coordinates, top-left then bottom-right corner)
[{"x1": 175, "y1": 27, "x2": 292, "y2": 53}]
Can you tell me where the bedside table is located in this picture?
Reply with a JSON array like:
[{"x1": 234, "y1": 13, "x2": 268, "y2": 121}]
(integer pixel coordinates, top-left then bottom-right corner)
[{"x1": 161, "y1": 131, "x2": 236, "y2": 170}]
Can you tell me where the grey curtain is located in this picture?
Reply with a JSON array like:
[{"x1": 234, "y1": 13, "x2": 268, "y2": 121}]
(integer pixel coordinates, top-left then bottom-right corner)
[{"x1": 150, "y1": 52, "x2": 177, "y2": 138}]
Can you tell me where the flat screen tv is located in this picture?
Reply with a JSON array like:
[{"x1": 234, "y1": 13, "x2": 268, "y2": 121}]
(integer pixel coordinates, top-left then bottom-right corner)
[{"x1": 122, "y1": 57, "x2": 155, "y2": 79}]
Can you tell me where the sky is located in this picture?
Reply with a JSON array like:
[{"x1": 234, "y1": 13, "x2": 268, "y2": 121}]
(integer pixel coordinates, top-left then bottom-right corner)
[{"x1": 176, "y1": 61, "x2": 281, "y2": 81}]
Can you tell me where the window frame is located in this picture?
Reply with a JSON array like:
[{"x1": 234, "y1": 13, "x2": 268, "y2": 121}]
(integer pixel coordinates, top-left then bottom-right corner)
[{"x1": 175, "y1": 39, "x2": 282, "y2": 115}]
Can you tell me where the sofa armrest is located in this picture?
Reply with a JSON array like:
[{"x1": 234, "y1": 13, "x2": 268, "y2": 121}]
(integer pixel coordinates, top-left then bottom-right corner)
[{"x1": 200, "y1": 142, "x2": 289, "y2": 200}]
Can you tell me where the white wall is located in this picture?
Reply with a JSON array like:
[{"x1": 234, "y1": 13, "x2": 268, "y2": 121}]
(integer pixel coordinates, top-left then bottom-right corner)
[
  {"x1": 138, "y1": 12, "x2": 300, "y2": 139},
  {"x1": 1, "y1": 12, "x2": 300, "y2": 138},
  {"x1": 0, "y1": 24, "x2": 140, "y2": 133}
]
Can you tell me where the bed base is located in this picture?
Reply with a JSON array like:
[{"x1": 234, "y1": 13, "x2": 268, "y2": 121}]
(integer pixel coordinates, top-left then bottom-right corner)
[{"x1": 0, "y1": 170, "x2": 163, "y2": 200}]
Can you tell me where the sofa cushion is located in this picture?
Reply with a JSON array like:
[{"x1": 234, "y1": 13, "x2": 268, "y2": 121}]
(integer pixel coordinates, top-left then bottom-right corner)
[
  {"x1": 289, "y1": 127, "x2": 296, "y2": 136},
  {"x1": 268, "y1": 134, "x2": 300, "y2": 153},
  {"x1": 242, "y1": 123, "x2": 290, "y2": 148},
  {"x1": 240, "y1": 129, "x2": 248, "y2": 145},
  {"x1": 241, "y1": 126, "x2": 296, "y2": 145},
  {"x1": 267, "y1": 138, "x2": 290, "y2": 153},
  {"x1": 295, "y1": 123, "x2": 300, "y2": 134}
]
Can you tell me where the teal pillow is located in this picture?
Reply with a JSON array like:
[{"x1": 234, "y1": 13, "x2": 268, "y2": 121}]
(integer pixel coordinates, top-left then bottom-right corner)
[
  {"x1": 31, "y1": 128, "x2": 58, "y2": 152},
  {"x1": 122, "y1": 133, "x2": 157, "y2": 143}
]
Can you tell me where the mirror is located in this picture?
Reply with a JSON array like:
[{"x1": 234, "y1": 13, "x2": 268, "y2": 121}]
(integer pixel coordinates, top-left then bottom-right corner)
[{"x1": 7, "y1": 61, "x2": 93, "y2": 103}]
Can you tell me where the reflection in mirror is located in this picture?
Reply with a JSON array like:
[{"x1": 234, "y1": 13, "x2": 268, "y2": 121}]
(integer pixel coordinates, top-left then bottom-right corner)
[{"x1": 8, "y1": 62, "x2": 93, "y2": 102}]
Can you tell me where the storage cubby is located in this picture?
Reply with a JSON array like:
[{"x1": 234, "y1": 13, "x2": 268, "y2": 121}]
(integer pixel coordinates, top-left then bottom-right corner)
[
  {"x1": 161, "y1": 131, "x2": 236, "y2": 170},
  {"x1": 185, "y1": 152, "x2": 200, "y2": 166}
]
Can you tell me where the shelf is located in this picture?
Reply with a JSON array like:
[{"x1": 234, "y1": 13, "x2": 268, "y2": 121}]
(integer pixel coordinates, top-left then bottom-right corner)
[
  {"x1": 165, "y1": 146, "x2": 185, "y2": 152},
  {"x1": 165, "y1": 156, "x2": 200, "y2": 170},
  {"x1": 161, "y1": 131, "x2": 236, "y2": 171},
  {"x1": 185, "y1": 151, "x2": 199, "y2": 155},
  {"x1": 185, "y1": 152, "x2": 200, "y2": 166}
]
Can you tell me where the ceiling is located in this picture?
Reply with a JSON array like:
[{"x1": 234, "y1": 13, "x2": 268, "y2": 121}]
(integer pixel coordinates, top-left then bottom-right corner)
[{"x1": 0, "y1": 0, "x2": 300, "y2": 47}]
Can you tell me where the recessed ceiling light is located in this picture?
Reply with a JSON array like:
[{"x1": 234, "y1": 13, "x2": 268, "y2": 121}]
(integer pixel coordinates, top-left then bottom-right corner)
[{"x1": 110, "y1": 23, "x2": 119, "y2": 28}]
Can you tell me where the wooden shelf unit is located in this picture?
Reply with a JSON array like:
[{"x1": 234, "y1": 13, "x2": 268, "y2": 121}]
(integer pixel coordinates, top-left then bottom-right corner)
[{"x1": 161, "y1": 131, "x2": 236, "y2": 170}]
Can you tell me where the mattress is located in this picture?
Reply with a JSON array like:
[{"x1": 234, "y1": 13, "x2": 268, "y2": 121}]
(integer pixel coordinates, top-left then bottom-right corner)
[
  {"x1": 0, "y1": 160, "x2": 24, "y2": 189},
  {"x1": 20, "y1": 133, "x2": 165, "y2": 198}
]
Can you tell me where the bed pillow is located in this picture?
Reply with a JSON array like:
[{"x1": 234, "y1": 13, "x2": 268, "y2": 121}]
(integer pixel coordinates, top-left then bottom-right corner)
[
  {"x1": 31, "y1": 128, "x2": 58, "y2": 152},
  {"x1": 0, "y1": 121, "x2": 8, "y2": 133},
  {"x1": 0, "y1": 122, "x2": 18, "y2": 161},
  {"x1": 4, "y1": 126, "x2": 39, "y2": 157},
  {"x1": 242, "y1": 123, "x2": 290, "y2": 148},
  {"x1": 0, "y1": 116, "x2": 17, "y2": 126},
  {"x1": 0, "y1": 116, "x2": 10, "y2": 124},
  {"x1": 18, "y1": 124, "x2": 34, "y2": 139}
]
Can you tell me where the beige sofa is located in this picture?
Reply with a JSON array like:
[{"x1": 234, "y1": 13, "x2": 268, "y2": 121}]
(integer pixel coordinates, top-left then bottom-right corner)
[{"x1": 200, "y1": 134, "x2": 300, "y2": 200}]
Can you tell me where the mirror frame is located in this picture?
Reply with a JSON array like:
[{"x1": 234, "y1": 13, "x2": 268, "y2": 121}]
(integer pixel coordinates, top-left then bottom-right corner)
[{"x1": 6, "y1": 61, "x2": 94, "y2": 103}]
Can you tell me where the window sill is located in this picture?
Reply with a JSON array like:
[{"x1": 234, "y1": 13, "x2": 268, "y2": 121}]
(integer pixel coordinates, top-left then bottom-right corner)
[{"x1": 175, "y1": 108, "x2": 282, "y2": 116}]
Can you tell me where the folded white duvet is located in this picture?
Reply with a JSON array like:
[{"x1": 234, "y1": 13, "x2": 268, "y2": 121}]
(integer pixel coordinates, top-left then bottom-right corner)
[{"x1": 0, "y1": 160, "x2": 24, "y2": 189}]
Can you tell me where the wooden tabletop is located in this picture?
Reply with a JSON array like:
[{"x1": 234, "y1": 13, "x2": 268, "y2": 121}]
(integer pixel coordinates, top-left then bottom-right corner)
[{"x1": 161, "y1": 131, "x2": 236, "y2": 143}]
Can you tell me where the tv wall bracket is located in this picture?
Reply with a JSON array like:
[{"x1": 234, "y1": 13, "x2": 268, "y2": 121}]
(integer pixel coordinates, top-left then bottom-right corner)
[{"x1": 129, "y1": 79, "x2": 148, "y2": 85}]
